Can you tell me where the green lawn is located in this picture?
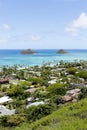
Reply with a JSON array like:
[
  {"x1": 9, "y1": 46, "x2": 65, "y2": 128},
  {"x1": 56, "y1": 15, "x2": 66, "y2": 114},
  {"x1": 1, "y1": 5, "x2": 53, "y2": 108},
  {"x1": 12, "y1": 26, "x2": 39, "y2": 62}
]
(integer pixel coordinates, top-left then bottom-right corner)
[{"x1": 14, "y1": 98, "x2": 87, "y2": 130}]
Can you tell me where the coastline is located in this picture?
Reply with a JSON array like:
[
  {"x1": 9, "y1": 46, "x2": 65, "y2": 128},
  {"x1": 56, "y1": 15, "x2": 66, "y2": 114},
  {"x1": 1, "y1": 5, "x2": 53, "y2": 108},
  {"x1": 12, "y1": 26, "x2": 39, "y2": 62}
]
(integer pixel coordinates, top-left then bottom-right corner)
[{"x1": 0, "y1": 49, "x2": 87, "y2": 67}]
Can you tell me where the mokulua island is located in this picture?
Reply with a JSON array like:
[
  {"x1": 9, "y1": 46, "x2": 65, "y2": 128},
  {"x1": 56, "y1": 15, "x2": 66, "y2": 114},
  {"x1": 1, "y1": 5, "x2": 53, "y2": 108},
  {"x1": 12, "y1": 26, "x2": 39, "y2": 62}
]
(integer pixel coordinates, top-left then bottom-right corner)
[
  {"x1": 21, "y1": 49, "x2": 36, "y2": 54},
  {"x1": 57, "y1": 49, "x2": 67, "y2": 54}
]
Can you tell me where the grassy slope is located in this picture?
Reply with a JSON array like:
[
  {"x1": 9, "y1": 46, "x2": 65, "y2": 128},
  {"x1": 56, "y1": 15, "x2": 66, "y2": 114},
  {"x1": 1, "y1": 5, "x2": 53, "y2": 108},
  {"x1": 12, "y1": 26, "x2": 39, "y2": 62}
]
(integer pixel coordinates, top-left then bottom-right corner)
[{"x1": 14, "y1": 98, "x2": 87, "y2": 130}]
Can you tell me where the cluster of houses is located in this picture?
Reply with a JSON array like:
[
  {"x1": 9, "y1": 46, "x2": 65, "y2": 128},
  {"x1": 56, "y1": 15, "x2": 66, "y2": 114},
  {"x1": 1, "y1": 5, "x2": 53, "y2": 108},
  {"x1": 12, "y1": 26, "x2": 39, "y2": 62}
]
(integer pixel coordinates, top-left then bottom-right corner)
[
  {"x1": 0, "y1": 62, "x2": 87, "y2": 116},
  {"x1": 0, "y1": 88, "x2": 81, "y2": 116},
  {"x1": 0, "y1": 95, "x2": 45, "y2": 116}
]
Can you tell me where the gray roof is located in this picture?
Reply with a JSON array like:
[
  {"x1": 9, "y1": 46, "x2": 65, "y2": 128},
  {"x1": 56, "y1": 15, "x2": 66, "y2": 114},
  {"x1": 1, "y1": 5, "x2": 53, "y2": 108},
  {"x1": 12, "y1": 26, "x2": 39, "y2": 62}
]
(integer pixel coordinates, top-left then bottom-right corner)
[
  {"x1": 0, "y1": 105, "x2": 15, "y2": 116},
  {"x1": 26, "y1": 101, "x2": 45, "y2": 108},
  {"x1": 25, "y1": 88, "x2": 37, "y2": 93}
]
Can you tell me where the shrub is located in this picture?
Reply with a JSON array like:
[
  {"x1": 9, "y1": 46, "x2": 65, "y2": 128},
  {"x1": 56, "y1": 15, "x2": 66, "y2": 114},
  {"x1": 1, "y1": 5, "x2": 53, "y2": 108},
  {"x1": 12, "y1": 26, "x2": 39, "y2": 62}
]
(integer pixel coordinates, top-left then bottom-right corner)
[
  {"x1": 26, "y1": 104, "x2": 54, "y2": 122},
  {"x1": 67, "y1": 67, "x2": 78, "y2": 75},
  {"x1": 0, "y1": 115, "x2": 25, "y2": 127},
  {"x1": 78, "y1": 87, "x2": 87, "y2": 99},
  {"x1": 19, "y1": 81, "x2": 31, "y2": 89},
  {"x1": 7, "y1": 84, "x2": 24, "y2": 97},
  {"x1": 28, "y1": 77, "x2": 44, "y2": 86},
  {"x1": 50, "y1": 95, "x2": 64, "y2": 106},
  {"x1": 47, "y1": 83, "x2": 67, "y2": 97},
  {"x1": 76, "y1": 71, "x2": 87, "y2": 79}
]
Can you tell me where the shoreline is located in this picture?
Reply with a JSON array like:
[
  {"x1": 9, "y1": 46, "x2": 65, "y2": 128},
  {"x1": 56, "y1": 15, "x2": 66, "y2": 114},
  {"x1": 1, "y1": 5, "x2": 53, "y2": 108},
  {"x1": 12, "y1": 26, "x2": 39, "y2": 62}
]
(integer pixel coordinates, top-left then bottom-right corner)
[{"x1": 0, "y1": 59, "x2": 86, "y2": 68}]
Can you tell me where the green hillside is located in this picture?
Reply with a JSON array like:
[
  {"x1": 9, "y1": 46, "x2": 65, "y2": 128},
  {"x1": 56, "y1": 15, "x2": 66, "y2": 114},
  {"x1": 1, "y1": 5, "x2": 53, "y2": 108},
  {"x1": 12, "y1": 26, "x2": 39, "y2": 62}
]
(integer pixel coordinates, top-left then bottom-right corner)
[{"x1": 14, "y1": 98, "x2": 87, "y2": 130}]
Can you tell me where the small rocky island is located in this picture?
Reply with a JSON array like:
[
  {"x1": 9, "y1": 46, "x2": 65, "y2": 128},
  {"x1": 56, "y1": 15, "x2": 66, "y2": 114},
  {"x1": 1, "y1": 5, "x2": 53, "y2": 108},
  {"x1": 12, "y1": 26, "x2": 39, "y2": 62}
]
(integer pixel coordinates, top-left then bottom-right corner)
[
  {"x1": 21, "y1": 49, "x2": 36, "y2": 54},
  {"x1": 57, "y1": 49, "x2": 67, "y2": 54}
]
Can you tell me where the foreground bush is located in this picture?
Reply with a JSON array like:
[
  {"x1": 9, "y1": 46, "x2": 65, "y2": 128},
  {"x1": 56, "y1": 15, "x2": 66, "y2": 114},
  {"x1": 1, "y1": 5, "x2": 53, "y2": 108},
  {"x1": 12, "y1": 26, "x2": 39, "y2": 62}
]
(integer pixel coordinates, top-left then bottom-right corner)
[
  {"x1": 0, "y1": 115, "x2": 25, "y2": 127},
  {"x1": 25, "y1": 104, "x2": 54, "y2": 122}
]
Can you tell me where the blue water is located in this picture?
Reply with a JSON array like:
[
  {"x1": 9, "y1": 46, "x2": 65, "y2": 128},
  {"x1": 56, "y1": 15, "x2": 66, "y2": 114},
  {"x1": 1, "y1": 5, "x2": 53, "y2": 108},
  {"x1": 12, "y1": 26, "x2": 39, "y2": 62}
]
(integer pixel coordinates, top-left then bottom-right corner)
[{"x1": 0, "y1": 49, "x2": 87, "y2": 67}]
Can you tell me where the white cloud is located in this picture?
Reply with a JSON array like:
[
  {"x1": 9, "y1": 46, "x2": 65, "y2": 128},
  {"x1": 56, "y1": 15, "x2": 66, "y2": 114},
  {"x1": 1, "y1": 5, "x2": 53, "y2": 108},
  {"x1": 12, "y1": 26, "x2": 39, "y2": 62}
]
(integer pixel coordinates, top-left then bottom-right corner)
[
  {"x1": 0, "y1": 38, "x2": 8, "y2": 43},
  {"x1": 18, "y1": 33, "x2": 39, "y2": 41},
  {"x1": 0, "y1": 33, "x2": 41, "y2": 44},
  {"x1": 10, "y1": 34, "x2": 41, "y2": 42},
  {"x1": 30, "y1": 35, "x2": 41, "y2": 41},
  {"x1": 0, "y1": 23, "x2": 10, "y2": 32},
  {"x1": 3, "y1": 24, "x2": 10, "y2": 30},
  {"x1": 65, "y1": 12, "x2": 87, "y2": 36}
]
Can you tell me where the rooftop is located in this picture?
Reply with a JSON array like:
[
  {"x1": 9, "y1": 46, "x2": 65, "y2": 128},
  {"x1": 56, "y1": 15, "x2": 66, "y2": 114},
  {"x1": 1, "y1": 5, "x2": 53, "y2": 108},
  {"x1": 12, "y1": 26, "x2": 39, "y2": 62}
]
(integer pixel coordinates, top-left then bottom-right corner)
[
  {"x1": 0, "y1": 105, "x2": 15, "y2": 116},
  {"x1": 0, "y1": 96, "x2": 13, "y2": 104},
  {"x1": 26, "y1": 101, "x2": 45, "y2": 108}
]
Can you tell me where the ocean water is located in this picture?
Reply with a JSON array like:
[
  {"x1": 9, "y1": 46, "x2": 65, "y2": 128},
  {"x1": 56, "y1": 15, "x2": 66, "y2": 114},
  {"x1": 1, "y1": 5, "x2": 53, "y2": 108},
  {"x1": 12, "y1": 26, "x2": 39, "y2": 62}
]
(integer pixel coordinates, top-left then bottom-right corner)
[{"x1": 0, "y1": 49, "x2": 87, "y2": 67}]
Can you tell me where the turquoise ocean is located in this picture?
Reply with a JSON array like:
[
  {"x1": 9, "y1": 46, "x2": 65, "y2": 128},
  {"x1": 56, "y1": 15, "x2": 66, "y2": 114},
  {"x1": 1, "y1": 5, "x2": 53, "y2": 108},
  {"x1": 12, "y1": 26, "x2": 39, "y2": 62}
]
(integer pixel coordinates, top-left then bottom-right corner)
[{"x1": 0, "y1": 49, "x2": 87, "y2": 67}]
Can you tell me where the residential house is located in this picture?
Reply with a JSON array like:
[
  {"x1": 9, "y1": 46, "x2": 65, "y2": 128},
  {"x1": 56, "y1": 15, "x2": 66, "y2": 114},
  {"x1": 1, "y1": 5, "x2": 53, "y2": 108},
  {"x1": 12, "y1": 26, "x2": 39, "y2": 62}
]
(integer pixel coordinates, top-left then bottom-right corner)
[
  {"x1": 0, "y1": 105, "x2": 15, "y2": 116},
  {"x1": 0, "y1": 96, "x2": 13, "y2": 104},
  {"x1": 63, "y1": 88, "x2": 81, "y2": 102}
]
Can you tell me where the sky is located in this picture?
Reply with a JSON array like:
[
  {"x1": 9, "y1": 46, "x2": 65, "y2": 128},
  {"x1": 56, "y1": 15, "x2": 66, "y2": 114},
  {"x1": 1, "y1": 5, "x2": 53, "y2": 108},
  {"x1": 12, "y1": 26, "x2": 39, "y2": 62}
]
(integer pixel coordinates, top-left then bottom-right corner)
[{"x1": 0, "y1": 0, "x2": 87, "y2": 49}]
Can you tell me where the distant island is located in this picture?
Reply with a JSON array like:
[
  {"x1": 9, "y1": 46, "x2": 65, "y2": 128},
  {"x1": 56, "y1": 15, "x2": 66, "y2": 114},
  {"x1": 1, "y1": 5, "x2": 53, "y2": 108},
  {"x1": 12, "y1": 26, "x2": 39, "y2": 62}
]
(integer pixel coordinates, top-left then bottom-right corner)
[
  {"x1": 57, "y1": 49, "x2": 67, "y2": 54},
  {"x1": 21, "y1": 49, "x2": 36, "y2": 54}
]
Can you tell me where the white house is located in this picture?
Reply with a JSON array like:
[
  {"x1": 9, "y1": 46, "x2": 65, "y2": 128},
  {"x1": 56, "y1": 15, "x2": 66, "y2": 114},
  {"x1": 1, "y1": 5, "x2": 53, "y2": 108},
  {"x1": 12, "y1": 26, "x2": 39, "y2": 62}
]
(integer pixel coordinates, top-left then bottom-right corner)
[
  {"x1": 0, "y1": 96, "x2": 13, "y2": 104},
  {"x1": 48, "y1": 79, "x2": 57, "y2": 84}
]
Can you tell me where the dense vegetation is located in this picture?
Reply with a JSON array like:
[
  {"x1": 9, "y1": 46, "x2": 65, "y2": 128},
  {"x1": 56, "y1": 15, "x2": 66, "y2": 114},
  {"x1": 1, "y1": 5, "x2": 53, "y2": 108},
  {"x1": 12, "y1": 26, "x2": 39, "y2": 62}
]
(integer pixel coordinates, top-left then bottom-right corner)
[
  {"x1": 1, "y1": 98, "x2": 87, "y2": 130},
  {"x1": 1, "y1": 60, "x2": 87, "y2": 130}
]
